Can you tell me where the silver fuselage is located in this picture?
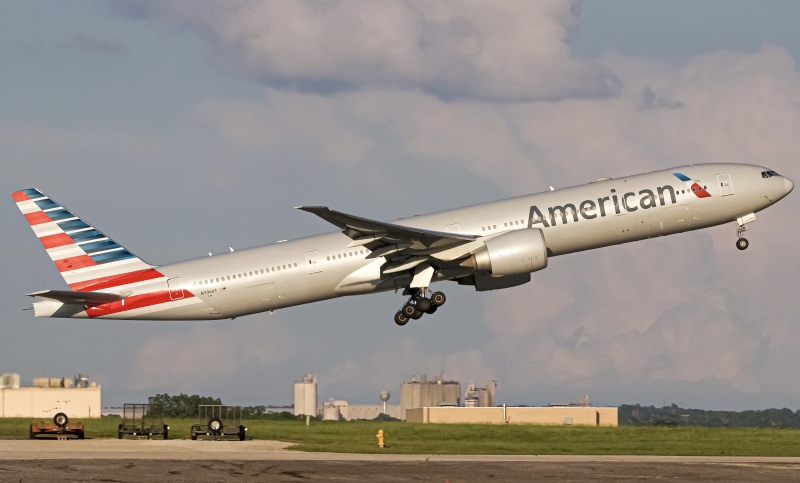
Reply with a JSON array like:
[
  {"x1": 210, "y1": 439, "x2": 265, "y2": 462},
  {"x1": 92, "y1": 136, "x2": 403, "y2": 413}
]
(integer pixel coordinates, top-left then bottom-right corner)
[{"x1": 29, "y1": 163, "x2": 793, "y2": 320}]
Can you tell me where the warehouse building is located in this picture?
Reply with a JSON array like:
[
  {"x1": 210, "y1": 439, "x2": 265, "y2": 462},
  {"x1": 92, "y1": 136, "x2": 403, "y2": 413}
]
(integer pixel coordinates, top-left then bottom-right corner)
[
  {"x1": 406, "y1": 406, "x2": 618, "y2": 426},
  {"x1": 0, "y1": 373, "x2": 101, "y2": 419}
]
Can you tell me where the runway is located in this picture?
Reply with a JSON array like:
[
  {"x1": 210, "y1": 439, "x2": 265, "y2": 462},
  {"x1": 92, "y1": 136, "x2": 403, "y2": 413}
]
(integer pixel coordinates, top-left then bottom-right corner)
[{"x1": 1, "y1": 440, "x2": 799, "y2": 481}]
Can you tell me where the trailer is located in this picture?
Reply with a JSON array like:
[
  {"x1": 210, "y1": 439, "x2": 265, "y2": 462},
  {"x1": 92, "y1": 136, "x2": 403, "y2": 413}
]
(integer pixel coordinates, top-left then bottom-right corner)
[
  {"x1": 30, "y1": 412, "x2": 85, "y2": 439},
  {"x1": 117, "y1": 403, "x2": 169, "y2": 439},
  {"x1": 190, "y1": 405, "x2": 247, "y2": 441}
]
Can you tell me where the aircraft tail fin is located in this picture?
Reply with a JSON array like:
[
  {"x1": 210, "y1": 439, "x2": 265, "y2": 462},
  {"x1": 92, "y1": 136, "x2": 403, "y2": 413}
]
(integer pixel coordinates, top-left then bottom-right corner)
[{"x1": 11, "y1": 188, "x2": 161, "y2": 291}]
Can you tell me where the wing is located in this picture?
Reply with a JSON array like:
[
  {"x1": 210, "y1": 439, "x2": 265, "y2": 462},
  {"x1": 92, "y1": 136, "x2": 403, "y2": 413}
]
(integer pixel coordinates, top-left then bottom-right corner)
[
  {"x1": 28, "y1": 290, "x2": 124, "y2": 306},
  {"x1": 297, "y1": 206, "x2": 479, "y2": 275}
]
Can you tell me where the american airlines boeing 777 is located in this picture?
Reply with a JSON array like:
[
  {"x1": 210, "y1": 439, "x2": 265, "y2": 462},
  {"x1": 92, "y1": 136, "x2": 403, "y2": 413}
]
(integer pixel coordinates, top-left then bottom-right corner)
[{"x1": 12, "y1": 163, "x2": 793, "y2": 326}]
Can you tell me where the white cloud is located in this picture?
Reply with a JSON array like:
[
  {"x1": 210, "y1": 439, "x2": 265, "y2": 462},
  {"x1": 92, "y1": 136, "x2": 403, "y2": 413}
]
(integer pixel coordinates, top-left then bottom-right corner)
[
  {"x1": 127, "y1": 316, "x2": 298, "y2": 392},
  {"x1": 117, "y1": 0, "x2": 618, "y2": 102}
]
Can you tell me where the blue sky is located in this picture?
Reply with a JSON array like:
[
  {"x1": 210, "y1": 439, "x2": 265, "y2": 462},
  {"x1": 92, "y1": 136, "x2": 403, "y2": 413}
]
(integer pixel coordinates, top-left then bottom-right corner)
[{"x1": 2, "y1": 1, "x2": 798, "y2": 410}]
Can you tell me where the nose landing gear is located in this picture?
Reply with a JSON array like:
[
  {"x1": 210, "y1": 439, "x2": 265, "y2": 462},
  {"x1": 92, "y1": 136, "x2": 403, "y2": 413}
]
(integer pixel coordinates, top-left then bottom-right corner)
[
  {"x1": 735, "y1": 214, "x2": 755, "y2": 251},
  {"x1": 394, "y1": 290, "x2": 446, "y2": 326},
  {"x1": 736, "y1": 236, "x2": 749, "y2": 251}
]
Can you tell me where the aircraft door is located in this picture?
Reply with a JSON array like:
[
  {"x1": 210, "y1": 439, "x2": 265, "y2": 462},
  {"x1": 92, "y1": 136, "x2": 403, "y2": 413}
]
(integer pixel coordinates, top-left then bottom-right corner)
[
  {"x1": 718, "y1": 174, "x2": 733, "y2": 196},
  {"x1": 305, "y1": 250, "x2": 322, "y2": 274},
  {"x1": 167, "y1": 278, "x2": 184, "y2": 300}
]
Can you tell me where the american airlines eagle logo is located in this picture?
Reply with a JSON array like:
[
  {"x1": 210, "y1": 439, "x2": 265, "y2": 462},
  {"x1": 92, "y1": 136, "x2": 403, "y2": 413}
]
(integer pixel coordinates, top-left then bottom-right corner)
[{"x1": 673, "y1": 172, "x2": 711, "y2": 198}]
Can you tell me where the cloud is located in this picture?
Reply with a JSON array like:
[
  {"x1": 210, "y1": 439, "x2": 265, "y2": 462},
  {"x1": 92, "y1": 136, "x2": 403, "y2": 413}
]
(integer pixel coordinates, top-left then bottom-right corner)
[
  {"x1": 112, "y1": 0, "x2": 618, "y2": 102},
  {"x1": 319, "y1": 337, "x2": 497, "y2": 399},
  {"x1": 57, "y1": 32, "x2": 126, "y2": 54},
  {"x1": 127, "y1": 316, "x2": 297, "y2": 393}
]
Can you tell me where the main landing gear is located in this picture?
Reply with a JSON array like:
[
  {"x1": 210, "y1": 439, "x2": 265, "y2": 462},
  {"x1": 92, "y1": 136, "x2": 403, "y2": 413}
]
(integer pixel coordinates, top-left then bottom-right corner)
[{"x1": 394, "y1": 291, "x2": 446, "y2": 326}]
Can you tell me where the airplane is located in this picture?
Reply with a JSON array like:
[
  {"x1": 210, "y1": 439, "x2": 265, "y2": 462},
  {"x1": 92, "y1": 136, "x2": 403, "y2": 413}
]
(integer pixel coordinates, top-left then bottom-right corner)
[{"x1": 11, "y1": 163, "x2": 793, "y2": 326}]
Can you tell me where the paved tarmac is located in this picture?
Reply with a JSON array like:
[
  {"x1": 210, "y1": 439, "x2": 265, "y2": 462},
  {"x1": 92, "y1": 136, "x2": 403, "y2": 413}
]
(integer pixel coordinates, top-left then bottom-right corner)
[{"x1": 1, "y1": 440, "x2": 800, "y2": 481}]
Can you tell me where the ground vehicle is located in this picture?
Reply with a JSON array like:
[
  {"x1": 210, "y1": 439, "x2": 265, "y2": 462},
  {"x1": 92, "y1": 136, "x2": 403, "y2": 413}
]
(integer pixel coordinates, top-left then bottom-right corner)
[
  {"x1": 190, "y1": 405, "x2": 247, "y2": 441},
  {"x1": 117, "y1": 403, "x2": 169, "y2": 439},
  {"x1": 30, "y1": 412, "x2": 84, "y2": 439}
]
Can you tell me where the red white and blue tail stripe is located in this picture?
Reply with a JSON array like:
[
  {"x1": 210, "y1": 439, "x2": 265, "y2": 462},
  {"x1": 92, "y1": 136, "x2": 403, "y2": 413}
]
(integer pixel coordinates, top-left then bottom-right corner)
[
  {"x1": 11, "y1": 188, "x2": 159, "y2": 290},
  {"x1": 11, "y1": 189, "x2": 202, "y2": 319}
]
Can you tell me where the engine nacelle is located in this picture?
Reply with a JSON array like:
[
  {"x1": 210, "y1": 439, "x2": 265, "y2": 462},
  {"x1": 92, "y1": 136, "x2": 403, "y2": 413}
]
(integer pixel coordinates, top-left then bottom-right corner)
[{"x1": 467, "y1": 228, "x2": 548, "y2": 276}]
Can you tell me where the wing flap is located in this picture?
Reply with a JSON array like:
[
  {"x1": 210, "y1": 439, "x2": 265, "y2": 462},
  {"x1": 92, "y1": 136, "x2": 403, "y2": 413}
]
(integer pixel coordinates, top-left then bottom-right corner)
[{"x1": 297, "y1": 206, "x2": 476, "y2": 257}]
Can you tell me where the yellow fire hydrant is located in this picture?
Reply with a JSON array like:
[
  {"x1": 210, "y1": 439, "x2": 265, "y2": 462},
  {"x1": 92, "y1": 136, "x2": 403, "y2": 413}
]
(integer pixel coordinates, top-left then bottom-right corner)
[{"x1": 376, "y1": 429, "x2": 385, "y2": 448}]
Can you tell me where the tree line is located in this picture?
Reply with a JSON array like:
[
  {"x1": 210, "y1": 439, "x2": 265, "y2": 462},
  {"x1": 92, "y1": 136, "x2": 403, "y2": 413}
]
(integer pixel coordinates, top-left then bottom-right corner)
[{"x1": 620, "y1": 404, "x2": 800, "y2": 428}]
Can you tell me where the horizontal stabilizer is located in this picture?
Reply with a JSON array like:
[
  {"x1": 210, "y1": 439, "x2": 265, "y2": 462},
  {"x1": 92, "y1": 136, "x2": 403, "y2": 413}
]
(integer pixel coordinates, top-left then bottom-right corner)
[{"x1": 27, "y1": 290, "x2": 125, "y2": 305}]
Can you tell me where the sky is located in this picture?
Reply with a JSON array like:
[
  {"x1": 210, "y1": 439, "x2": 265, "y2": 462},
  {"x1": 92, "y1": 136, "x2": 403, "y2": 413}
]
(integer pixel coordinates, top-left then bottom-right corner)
[{"x1": 1, "y1": 0, "x2": 799, "y2": 411}]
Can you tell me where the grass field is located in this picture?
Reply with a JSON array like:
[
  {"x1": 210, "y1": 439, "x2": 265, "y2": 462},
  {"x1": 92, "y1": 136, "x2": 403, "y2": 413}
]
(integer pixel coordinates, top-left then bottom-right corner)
[{"x1": 1, "y1": 417, "x2": 799, "y2": 456}]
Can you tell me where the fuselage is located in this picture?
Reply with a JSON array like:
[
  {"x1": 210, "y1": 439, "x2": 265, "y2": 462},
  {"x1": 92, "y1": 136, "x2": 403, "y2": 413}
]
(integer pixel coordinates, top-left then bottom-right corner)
[{"x1": 28, "y1": 163, "x2": 793, "y2": 320}]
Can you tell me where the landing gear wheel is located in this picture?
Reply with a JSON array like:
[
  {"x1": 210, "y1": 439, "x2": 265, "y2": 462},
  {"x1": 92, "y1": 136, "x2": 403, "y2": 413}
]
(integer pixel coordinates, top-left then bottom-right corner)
[
  {"x1": 736, "y1": 238, "x2": 749, "y2": 250},
  {"x1": 425, "y1": 305, "x2": 438, "y2": 314},
  {"x1": 394, "y1": 311, "x2": 409, "y2": 326},
  {"x1": 410, "y1": 308, "x2": 424, "y2": 320},
  {"x1": 53, "y1": 412, "x2": 68, "y2": 428},
  {"x1": 402, "y1": 304, "x2": 417, "y2": 317},
  {"x1": 416, "y1": 297, "x2": 432, "y2": 312},
  {"x1": 431, "y1": 292, "x2": 446, "y2": 306}
]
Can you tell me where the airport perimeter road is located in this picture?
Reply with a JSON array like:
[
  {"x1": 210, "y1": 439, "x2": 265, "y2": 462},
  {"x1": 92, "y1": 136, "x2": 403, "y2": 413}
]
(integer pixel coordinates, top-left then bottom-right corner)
[{"x1": 1, "y1": 440, "x2": 800, "y2": 482}]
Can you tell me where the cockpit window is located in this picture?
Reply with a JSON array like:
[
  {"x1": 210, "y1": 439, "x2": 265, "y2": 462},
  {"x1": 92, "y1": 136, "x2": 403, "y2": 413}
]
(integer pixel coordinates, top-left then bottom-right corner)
[{"x1": 762, "y1": 170, "x2": 780, "y2": 178}]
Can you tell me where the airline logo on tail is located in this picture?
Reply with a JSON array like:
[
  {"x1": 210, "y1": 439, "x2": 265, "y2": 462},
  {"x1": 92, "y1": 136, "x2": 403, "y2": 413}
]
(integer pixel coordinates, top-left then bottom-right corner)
[
  {"x1": 673, "y1": 173, "x2": 711, "y2": 198},
  {"x1": 10, "y1": 188, "x2": 161, "y2": 291}
]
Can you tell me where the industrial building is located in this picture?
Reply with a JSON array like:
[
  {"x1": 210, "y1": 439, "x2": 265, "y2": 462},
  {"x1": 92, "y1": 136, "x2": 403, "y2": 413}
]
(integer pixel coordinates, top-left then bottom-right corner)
[
  {"x1": 292, "y1": 373, "x2": 617, "y2": 426},
  {"x1": 320, "y1": 399, "x2": 403, "y2": 421},
  {"x1": 406, "y1": 406, "x2": 618, "y2": 426},
  {"x1": 400, "y1": 374, "x2": 461, "y2": 418},
  {"x1": 0, "y1": 373, "x2": 101, "y2": 419},
  {"x1": 293, "y1": 374, "x2": 318, "y2": 417}
]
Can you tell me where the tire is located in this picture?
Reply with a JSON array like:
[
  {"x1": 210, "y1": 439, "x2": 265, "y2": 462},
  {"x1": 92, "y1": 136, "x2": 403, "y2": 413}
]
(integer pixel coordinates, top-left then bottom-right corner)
[
  {"x1": 431, "y1": 292, "x2": 446, "y2": 306},
  {"x1": 238, "y1": 425, "x2": 246, "y2": 441},
  {"x1": 410, "y1": 308, "x2": 424, "y2": 320},
  {"x1": 402, "y1": 304, "x2": 416, "y2": 317},
  {"x1": 191, "y1": 432, "x2": 197, "y2": 441},
  {"x1": 53, "y1": 412, "x2": 68, "y2": 428},
  {"x1": 163, "y1": 425, "x2": 169, "y2": 440},
  {"x1": 426, "y1": 305, "x2": 438, "y2": 314},
  {"x1": 416, "y1": 297, "x2": 432, "y2": 312},
  {"x1": 30, "y1": 430, "x2": 36, "y2": 440},
  {"x1": 118, "y1": 423, "x2": 124, "y2": 439},
  {"x1": 77, "y1": 432, "x2": 85, "y2": 440},
  {"x1": 736, "y1": 238, "x2": 749, "y2": 250},
  {"x1": 394, "y1": 311, "x2": 409, "y2": 326},
  {"x1": 208, "y1": 417, "x2": 223, "y2": 435}
]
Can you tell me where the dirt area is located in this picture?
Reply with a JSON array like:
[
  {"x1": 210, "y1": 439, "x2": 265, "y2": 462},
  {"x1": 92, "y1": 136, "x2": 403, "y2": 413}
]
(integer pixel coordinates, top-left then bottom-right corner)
[{"x1": 1, "y1": 460, "x2": 800, "y2": 482}]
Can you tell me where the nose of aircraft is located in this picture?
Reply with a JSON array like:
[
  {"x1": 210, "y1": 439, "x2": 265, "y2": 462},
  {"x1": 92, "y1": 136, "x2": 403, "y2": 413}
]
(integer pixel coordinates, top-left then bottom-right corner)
[{"x1": 786, "y1": 177, "x2": 794, "y2": 195}]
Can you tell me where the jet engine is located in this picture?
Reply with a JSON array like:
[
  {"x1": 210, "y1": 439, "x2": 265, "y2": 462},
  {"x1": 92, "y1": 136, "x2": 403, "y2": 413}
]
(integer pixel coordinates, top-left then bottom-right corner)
[{"x1": 463, "y1": 228, "x2": 548, "y2": 276}]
